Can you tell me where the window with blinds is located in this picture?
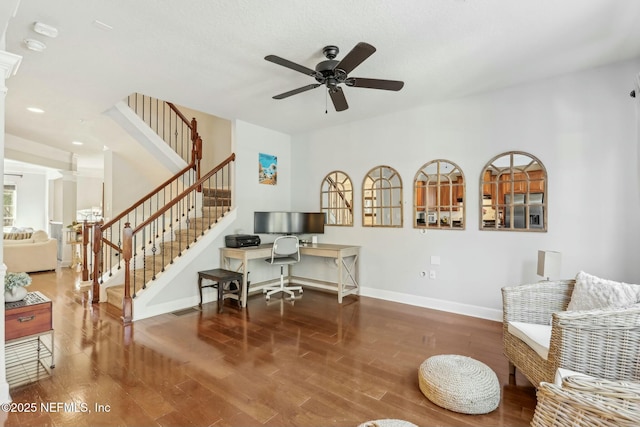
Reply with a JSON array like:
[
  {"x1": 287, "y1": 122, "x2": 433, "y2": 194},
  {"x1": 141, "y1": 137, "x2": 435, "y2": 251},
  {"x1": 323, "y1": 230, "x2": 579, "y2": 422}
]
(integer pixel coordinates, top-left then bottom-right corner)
[{"x1": 4, "y1": 183, "x2": 17, "y2": 227}]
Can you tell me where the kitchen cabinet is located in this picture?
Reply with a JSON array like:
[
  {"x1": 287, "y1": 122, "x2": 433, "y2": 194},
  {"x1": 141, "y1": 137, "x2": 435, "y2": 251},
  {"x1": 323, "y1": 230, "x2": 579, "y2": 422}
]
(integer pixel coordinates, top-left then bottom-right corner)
[
  {"x1": 502, "y1": 170, "x2": 545, "y2": 196},
  {"x1": 483, "y1": 171, "x2": 498, "y2": 201}
]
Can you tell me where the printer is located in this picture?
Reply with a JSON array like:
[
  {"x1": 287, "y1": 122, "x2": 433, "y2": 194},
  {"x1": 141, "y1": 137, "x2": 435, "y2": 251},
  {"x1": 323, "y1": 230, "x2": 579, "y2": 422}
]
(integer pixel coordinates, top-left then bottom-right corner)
[{"x1": 225, "y1": 234, "x2": 261, "y2": 248}]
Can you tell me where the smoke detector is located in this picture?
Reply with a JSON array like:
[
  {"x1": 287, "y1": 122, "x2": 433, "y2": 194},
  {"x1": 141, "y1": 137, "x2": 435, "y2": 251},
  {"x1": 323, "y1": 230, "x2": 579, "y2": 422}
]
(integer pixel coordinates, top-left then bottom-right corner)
[{"x1": 33, "y1": 22, "x2": 58, "y2": 38}]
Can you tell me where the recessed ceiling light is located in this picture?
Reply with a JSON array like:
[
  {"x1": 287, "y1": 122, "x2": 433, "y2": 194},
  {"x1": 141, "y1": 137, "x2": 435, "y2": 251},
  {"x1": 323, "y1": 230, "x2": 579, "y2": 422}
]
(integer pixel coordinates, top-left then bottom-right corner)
[
  {"x1": 33, "y1": 22, "x2": 58, "y2": 38},
  {"x1": 24, "y1": 38, "x2": 46, "y2": 52},
  {"x1": 26, "y1": 107, "x2": 45, "y2": 113},
  {"x1": 72, "y1": 141, "x2": 84, "y2": 146}
]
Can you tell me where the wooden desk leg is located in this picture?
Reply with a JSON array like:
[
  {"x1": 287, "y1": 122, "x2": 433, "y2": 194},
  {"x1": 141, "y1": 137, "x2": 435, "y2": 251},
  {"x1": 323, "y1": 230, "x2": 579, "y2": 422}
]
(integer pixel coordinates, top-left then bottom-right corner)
[
  {"x1": 241, "y1": 253, "x2": 249, "y2": 307},
  {"x1": 338, "y1": 254, "x2": 344, "y2": 303}
]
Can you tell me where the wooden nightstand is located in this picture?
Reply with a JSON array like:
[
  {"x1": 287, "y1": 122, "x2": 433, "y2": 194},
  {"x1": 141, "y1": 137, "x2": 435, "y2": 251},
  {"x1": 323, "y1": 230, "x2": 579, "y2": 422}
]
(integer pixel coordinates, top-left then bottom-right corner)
[{"x1": 5, "y1": 291, "x2": 55, "y2": 388}]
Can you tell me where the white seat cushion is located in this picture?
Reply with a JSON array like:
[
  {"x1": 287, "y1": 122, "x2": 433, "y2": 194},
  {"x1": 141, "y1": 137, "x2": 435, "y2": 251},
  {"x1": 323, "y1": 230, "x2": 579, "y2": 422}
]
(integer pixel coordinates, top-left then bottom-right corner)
[{"x1": 508, "y1": 321, "x2": 552, "y2": 360}]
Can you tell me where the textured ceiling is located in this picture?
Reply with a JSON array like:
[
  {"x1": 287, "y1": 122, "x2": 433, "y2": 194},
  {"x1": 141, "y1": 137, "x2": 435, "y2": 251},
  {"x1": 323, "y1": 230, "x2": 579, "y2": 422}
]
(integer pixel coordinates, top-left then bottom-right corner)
[{"x1": 4, "y1": 0, "x2": 640, "y2": 167}]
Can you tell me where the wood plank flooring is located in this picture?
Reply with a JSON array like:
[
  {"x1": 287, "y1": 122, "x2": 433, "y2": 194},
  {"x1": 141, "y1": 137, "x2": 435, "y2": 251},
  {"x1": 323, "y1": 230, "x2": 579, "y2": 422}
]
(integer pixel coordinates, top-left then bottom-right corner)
[{"x1": 3, "y1": 268, "x2": 537, "y2": 426}]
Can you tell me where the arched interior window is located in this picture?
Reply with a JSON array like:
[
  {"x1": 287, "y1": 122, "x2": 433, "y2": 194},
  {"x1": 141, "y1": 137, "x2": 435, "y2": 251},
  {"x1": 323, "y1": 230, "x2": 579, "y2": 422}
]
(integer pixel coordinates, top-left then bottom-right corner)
[
  {"x1": 320, "y1": 171, "x2": 353, "y2": 226},
  {"x1": 362, "y1": 165, "x2": 403, "y2": 227},
  {"x1": 480, "y1": 151, "x2": 547, "y2": 231},
  {"x1": 414, "y1": 160, "x2": 465, "y2": 229}
]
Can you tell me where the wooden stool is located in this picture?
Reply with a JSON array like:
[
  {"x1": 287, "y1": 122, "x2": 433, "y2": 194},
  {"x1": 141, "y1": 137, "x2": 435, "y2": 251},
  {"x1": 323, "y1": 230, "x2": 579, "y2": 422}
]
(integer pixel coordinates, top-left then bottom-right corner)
[{"x1": 197, "y1": 268, "x2": 243, "y2": 313}]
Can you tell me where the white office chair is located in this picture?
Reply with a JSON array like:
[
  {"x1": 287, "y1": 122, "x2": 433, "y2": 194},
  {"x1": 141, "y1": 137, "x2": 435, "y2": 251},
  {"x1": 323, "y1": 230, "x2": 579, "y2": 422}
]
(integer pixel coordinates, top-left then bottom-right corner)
[{"x1": 263, "y1": 235, "x2": 303, "y2": 300}]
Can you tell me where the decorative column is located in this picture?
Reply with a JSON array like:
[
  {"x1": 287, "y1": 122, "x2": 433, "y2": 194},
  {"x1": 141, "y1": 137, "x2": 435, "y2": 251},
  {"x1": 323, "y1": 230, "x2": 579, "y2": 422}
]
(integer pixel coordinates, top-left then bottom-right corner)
[
  {"x1": 59, "y1": 170, "x2": 78, "y2": 267},
  {"x1": 0, "y1": 48, "x2": 24, "y2": 405}
]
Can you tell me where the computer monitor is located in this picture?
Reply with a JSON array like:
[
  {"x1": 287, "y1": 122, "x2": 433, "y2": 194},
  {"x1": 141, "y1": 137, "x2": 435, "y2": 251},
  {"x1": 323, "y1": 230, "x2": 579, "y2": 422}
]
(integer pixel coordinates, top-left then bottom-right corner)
[{"x1": 254, "y1": 211, "x2": 325, "y2": 235}]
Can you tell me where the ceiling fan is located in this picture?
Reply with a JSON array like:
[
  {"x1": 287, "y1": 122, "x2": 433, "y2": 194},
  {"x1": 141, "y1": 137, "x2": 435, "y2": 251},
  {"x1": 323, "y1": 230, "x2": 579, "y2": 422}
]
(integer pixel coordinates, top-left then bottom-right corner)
[{"x1": 265, "y1": 42, "x2": 404, "y2": 112}]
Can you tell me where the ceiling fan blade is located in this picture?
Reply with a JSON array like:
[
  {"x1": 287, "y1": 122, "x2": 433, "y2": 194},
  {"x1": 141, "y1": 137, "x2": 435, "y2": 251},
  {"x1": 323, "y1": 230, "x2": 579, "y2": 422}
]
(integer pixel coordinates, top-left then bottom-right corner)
[
  {"x1": 265, "y1": 55, "x2": 318, "y2": 77},
  {"x1": 334, "y1": 42, "x2": 376, "y2": 75},
  {"x1": 273, "y1": 84, "x2": 321, "y2": 99},
  {"x1": 346, "y1": 77, "x2": 404, "y2": 91},
  {"x1": 329, "y1": 87, "x2": 349, "y2": 112}
]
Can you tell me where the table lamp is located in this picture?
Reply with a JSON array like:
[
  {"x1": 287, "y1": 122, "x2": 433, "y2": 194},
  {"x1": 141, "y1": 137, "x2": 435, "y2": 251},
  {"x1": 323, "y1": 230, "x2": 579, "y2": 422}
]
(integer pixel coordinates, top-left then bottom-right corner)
[{"x1": 537, "y1": 250, "x2": 561, "y2": 281}]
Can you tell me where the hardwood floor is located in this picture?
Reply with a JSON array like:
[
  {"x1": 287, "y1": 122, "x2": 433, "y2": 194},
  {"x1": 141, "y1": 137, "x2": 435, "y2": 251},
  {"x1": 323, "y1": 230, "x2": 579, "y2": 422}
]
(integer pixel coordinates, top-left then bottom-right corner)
[{"x1": 3, "y1": 268, "x2": 537, "y2": 426}]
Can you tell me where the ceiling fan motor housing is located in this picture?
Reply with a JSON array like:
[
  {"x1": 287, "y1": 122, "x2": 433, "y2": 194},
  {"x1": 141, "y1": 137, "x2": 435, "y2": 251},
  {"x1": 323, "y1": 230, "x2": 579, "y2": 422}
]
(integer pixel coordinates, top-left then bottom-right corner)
[{"x1": 315, "y1": 59, "x2": 346, "y2": 85}]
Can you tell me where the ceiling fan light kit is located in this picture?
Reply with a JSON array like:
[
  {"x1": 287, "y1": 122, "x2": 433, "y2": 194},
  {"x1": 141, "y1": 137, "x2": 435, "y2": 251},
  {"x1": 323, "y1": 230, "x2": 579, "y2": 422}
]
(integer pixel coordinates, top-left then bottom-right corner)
[{"x1": 265, "y1": 42, "x2": 404, "y2": 112}]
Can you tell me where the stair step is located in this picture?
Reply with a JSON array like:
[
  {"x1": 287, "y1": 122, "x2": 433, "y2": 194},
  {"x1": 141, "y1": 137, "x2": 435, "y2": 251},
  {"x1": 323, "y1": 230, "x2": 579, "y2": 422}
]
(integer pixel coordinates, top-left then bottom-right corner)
[
  {"x1": 103, "y1": 202, "x2": 229, "y2": 311},
  {"x1": 202, "y1": 188, "x2": 231, "y2": 197},
  {"x1": 203, "y1": 197, "x2": 231, "y2": 207}
]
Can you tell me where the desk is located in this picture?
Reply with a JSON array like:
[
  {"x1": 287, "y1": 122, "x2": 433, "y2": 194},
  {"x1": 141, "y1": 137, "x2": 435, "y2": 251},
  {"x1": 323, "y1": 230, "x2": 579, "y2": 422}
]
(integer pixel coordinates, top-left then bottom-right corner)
[{"x1": 220, "y1": 243, "x2": 360, "y2": 306}]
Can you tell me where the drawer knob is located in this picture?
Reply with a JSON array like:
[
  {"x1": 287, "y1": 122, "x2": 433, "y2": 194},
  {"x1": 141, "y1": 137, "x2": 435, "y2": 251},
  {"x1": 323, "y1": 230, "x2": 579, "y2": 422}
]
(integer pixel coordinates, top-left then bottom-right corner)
[{"x1": 18, "y1": 315, "x2": 35, "y2": 322}]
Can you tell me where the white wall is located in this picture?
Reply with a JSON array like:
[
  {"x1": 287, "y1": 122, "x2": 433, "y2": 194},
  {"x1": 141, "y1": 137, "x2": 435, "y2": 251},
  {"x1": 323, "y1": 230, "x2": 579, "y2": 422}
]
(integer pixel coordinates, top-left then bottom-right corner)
[
  {"x1": 176, "y1": 104, "x2": 232, "y2": 171},
  {"x1": 233, "y1": 120, "x2": 292, "y2": 234},
  {"x1": 105, "y1": 151, "x2": 172, "y2": 218},
  {"x1": 287, "y1": 58, "x2": 640, "y2": 318},
  {"x1": 76, "y1": 175, "x2": 103, "y2": 213}
]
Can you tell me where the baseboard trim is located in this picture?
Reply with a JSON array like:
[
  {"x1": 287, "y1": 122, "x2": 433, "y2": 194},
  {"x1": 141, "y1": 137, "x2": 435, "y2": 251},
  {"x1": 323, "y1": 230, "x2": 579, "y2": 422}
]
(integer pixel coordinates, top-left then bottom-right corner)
[{"x1": 359, "y1": 286, "x2": 502, "y2": 322}]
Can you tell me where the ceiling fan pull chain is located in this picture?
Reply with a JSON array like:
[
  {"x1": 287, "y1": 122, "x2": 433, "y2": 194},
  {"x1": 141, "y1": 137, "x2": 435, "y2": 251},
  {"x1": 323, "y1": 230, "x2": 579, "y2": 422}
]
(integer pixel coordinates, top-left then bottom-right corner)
[{"x1": 325, "y1": 89, "x2": 328, "y2": 114}]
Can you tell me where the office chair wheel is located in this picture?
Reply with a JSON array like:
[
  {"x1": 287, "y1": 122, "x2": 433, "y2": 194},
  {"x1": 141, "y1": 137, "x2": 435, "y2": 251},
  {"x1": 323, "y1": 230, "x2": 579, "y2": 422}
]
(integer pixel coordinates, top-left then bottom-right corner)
[{"x1": 265, "y1": 296, "x2": 270, "y2": 301}]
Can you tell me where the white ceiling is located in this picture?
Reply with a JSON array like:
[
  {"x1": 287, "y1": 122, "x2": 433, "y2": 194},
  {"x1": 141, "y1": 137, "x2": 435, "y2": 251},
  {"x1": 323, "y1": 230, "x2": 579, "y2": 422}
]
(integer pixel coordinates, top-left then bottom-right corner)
[{"x1": 4, "y1": 0, "x2": 640, "y2": 168}]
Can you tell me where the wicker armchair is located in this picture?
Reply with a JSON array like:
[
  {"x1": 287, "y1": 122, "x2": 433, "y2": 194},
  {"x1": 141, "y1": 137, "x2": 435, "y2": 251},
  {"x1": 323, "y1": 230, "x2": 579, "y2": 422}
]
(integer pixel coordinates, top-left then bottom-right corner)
[
  {"x1": 502, "y1": 280, "x2": 640, "y2": 387},
  {"x1": 530, "y1": 376, "x2": 640, "y2": 427}
]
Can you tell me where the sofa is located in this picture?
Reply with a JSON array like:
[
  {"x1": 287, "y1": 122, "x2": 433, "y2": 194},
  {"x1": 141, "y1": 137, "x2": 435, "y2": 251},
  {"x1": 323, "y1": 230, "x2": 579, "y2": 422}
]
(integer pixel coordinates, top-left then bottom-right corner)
[{"x1": 3, "y1": 229, "x2": 58, "y2": 273}]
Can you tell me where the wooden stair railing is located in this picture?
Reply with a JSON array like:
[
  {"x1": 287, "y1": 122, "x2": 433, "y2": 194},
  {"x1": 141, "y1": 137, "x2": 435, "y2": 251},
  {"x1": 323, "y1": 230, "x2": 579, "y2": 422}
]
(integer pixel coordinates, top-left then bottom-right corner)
[
  {"x1": 89, "y1": 162, "x2": 199, "y2": 302},
  {"x1": 85, "y1": 95, "x2": 203, "y2": 302},
  {"x1": 127, "y1": 93, "x2": 202, "y2": 173},
  {"x1": 116, "y1": 153, "x2": 235, "y2": 323}
]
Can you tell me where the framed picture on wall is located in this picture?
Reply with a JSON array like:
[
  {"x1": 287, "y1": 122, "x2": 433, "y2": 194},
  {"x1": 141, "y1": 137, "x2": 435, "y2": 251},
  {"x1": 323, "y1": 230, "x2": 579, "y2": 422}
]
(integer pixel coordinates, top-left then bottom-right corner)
[{"x1": 259, "y1": 153, "x2": 277, "y2": 185}]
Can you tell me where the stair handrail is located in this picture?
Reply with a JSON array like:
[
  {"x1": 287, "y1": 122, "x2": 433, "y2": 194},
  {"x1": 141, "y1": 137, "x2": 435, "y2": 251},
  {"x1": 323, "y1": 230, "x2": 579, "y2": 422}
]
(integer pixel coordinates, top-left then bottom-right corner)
[
  {"x1": 91, "y1": 162, "x2": 198, "y2": 303},
  {"x1": 101, "y1": 162, "x2": 195, "y2": 230},
  {"x1": 132, "y1": 153, "x2": 235, "y2": 235},
  {"x1": 103, "y1": 153, "x2": 235, "y2": 323},
  {"x1": 127, "y1": 94, "x2": 203, "y2": 167}
]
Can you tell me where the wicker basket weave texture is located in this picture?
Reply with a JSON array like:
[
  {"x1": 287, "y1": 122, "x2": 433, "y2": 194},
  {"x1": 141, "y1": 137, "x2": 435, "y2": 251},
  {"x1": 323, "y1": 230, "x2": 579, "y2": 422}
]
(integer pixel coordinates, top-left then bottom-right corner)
[
  {"x1": 418, "y1": 354, "x2": 500, "y2": 415},
  {"x1": 502, "y1": 280, "x2": 640, "y2": 388},
  {"x1": 530, "y1": 376, "x2": 640, "y2": 427},
  {"x1": 502, "y1": 280, "x2": 574, "y2": 387}
]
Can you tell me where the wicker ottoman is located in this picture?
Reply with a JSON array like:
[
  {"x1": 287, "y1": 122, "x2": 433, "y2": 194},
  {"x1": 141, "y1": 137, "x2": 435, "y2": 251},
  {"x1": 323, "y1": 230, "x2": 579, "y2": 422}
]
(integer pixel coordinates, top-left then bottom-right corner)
[
  {"x1": 358, "y1": 420, "x2": 418, "y2": 427},
  {"x1": 418, "y1": 354, "x2": 500, "y2": 414}
]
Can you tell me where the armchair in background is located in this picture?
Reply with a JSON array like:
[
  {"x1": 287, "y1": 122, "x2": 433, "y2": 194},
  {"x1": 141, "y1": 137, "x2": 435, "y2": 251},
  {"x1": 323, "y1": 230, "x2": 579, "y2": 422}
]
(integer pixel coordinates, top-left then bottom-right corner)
[{"x1": 502, "y1": 278, "x2": 640, "y2": 388}]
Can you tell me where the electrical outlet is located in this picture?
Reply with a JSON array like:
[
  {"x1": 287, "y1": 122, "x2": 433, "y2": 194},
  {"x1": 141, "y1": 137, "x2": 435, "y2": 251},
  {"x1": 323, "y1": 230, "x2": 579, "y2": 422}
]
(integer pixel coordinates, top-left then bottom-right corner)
[{"x1": 429, "y1": 270, "x2": 436, "y2": 279}]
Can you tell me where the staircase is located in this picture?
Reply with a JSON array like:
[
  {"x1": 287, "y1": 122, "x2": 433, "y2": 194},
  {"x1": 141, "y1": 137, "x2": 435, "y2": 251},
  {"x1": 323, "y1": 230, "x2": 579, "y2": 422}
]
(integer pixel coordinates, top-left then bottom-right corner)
[
  {"x1": 104, "y1": 191, "x2": 231, "y2": 308},
  {"x1": 88, "y1": 93, "x2": 235, "y2": 323}
]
